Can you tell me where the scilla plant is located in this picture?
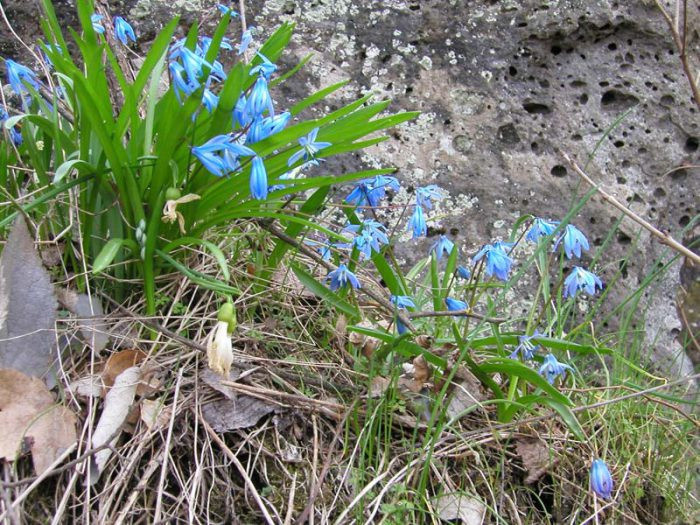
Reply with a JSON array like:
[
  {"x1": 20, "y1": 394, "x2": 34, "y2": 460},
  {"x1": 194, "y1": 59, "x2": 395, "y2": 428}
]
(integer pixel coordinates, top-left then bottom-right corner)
[{"x1": 0, "y1": 0, "x2": 416, "y2": 313}]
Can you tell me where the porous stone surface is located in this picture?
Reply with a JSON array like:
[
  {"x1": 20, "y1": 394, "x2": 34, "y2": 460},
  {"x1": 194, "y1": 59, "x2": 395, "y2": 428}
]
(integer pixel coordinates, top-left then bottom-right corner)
[{"x1": 2, "y1": 0, "x2": 698, "y2": 376}]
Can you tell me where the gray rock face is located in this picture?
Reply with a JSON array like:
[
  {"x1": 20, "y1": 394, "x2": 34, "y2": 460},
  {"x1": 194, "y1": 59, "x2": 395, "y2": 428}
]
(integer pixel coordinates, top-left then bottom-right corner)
[{"x1": 2, "y1": 0, "x2": 698, "y2": 376}]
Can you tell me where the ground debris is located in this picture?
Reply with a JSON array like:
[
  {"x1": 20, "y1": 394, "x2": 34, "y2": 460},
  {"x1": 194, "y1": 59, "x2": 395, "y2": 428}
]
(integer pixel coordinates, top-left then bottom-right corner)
[
  {"x1": 434, "y1": 492, "x2": 486, "y2": 524},
  {"x1": 516, "y1": 437, "x2": 560, "y2": 484},
  {"x1": 202, "y1": 394, "x2": 279, "y2": 432}
]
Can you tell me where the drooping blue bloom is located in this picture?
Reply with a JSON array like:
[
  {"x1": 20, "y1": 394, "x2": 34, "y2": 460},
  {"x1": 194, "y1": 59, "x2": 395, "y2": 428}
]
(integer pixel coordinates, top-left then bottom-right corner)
[
  {"x1": 200, "y1": 36, "x2": 233, "y2": 56},
  {"x1": 563, "y1": 266, "x2": 603, "y2": 298},
  {"x1": 445, "y1": 297, "x2": 467, "y2": 313},
  {"x1": 177, "y1": 46, "x2": 210, "y2": 82},
  {"x1": 555, "y1": 224, "x2": 590, "y2": 259},
  {"x1": 249, "y1": 53, "x2": 277, "y2": 79},
  {"x1": 342, "y1": 220, "x2": 389, "y2": 259},
  {"x1": 288, "y1": 127, "x2": 332, "y2": 166},
  {"x1": 39, "y1": 43, "x2": 62, "y2": 68},
  {"x1": 169, "y1": 62, "x2": 197, "y2": 102},
  {"x1": 538, "y1": 354, "x2": 574, "y2": 384},
  {"x1": 509, "y1": 330, "x2": 541, "y2": 360},
  {"x1": 1, "y1": 107, "x2": 22, "y2": 146},
  {"x1": 526, "y1": 218, "x2": 560, "y2": 243},
  {"x1": 246, "y1": 112, "x2": 291, "y2": 143},
  {"x1": 326, "y1": 264, "x2": 361, "y2": 291},
  {"x1": 217, "y1": 4, "x2": 239, "y2": 16},
  {"x1": 91, "y1": 14, "x2": 105, "y2": 34},
  {"x1": 192, "y1": 144, "x2": 229, "y2": 177},
  {"x1": 233, "y1": 94, "x2": 249, "y2": 127},
  {"x1": 250, "y1": 156, "x2": 268, "y2": 200},
  {"x1": 113, "y1": 16, "x2": 136, "y2": 46},
  {"x1": 5, "y1": 59, "x2": 40, "y2": 97},
  {"x1": 590, "y1": 459, "x2": 613, "y2": 499},
  {"x1": 391, "y1": 295, "x2": 415, "y2": 334},
  {"x1": 473, "y1": 242, "x2": 513, "y2": 281},
  {"x1": 246, "y1": 74, "x2": 274, "y2": 119},
  {"x1": 192, "y1": 135, "x2": 252, "y2": 177},
  {"x1": 238, "y1": 27, "x2": 255, "y2": 55},
  {"x1": 415, "y1": 184, "x2": 445, "y2": 210},
  {"x1": 304, "y1": 237, "x2": 332, "y2": 261},
  {"x1": 345, "y1": 175, "x2": 400, "y2": 209},
  {"x1": 202, "y1": 89, "x2": 219, "y2": 113},
  {"x1": 430, "y1": 235, "x2": 454, "y2": 260},
  {"x1": 456, "y1": 265, "x2": 471, "y2": 279},
  {"x1": 407, "y1": 205, "x2": 427, "y2": 239}
]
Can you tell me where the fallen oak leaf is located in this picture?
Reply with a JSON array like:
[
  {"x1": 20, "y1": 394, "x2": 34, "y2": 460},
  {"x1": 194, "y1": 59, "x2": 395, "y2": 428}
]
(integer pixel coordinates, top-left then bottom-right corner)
[
  {"x1": 88, "y1": 366, "x2": 141, "y2": 484},
  {"x1": 201, "y1": 395, "x2": 278, "y2": 433},
  {"x1": 0, "y1": 368, "x2": 77, "y2": 475},
  {"x1": 515, "y1": 438, "x2": 559, "y2": 484}
]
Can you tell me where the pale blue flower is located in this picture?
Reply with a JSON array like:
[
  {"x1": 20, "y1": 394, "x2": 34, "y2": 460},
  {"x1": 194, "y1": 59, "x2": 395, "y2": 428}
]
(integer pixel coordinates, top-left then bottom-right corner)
[
  {"x1": 445, "y1": 297, "x2": 467, "y2": 314},
  {"x1": 473, "y1": 242, "x2": 513, "y2": 281},
  {"x1": 238, "y1": 27, "x2": 255, "y2": 55},
  {"x1": 250, "y1": 156, "x2": 268, "y2": 200},
  {"x1": 200, "y1": 36, "x2": 233, "y2": 55},
  {"x1": 415, "y1": 184, "x2": 445, "y2": 210},
  {"x1": 202, "y1": 89, "x2": 219, "y2": 112},
  {"x1": 526, "y1": 218, "x2": 559, "y2": 243},
  {"x1": 509, "y1": 330, "x2": 541, "y2": 360},
  {"x1": 1, "y1": 107, "x2": 22, "y2": 146},
  {"x1": 590, "y1": 459, "x2": 613, "y2": 499},
  {"x1": 91, "y1": 14, "x2": 105, "y2": 34},
  {"x1": 430, "y1": 235, "x2": 454, "y2": 260},
  {"x1": 113, "y1": 16, "x2": 136, "y2": 46},
  {"x1": 345, "y1": 176, "x2": 399, "y2": 208},
  {"x1": 5, "y1": 59, "x2": 39, "y2": 97},
  {"x1": 246, "y1": 74, "x2": 274, "y2": 119},
  {"x1": 217, "y1": 4, "x2": 239, "y2": 17},
  {"x1": 391, "y1": 295, "x2": 415, "y2": 334},
  {"x1": 288, "y1": 127, "x2": 331, "y2": 166},
  {"x1": 327, "y1": 264, "x2": 360, "y2": 291},
  {"x1": 250, "y1": 53, "x2": 277, "y2": 79},
  {"x1": 233, "y1": 94, "x2": 249, "y2": 127},
  {"x1": 563, "y1": 266, "x2": 603, "y2": 298},
  {"x1": 407, "y1": 205, "x2": 427, "y2": 239},
  {"x1": 304, "y1": 237, "x2": 332, "y2": 261},
  {"x1": 538, "y1": 354, "x2": 574, "y2": 384},
  {"x1": 192, "y1": 135, "x2": 253, "y2": 177},
  {"x1": 456, "y1": 265, "x2": 471, "y2": 279},
  {"x1": 555, "y1": 224, "x2": 590, "y2": 259},
  {"x1": 246, "y1": 112, "x2": 291, "y2": 143},
  {"x1": 342, "y1": 220, "x2": 389, "y2": 259}
]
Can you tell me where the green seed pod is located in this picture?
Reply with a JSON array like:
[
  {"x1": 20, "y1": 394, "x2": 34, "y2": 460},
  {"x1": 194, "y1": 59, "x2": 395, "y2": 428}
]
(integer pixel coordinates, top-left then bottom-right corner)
[
  {"x1": 165, "y1": 187, "x2": 182, "y2": 201},
  {"x1": 217, "y1": 302, "x2": 236, "y2": 333}
]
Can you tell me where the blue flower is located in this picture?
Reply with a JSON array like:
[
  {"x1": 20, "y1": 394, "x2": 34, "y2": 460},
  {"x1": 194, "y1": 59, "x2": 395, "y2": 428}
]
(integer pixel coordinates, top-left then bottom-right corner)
[
  {"x1": 473, "y1": 242, "x2": 512, "y2": 281},
  {"x1": 202, "y1": 89, "x2": 219, "y2": 112},
  {"x1": 509, "y1": 331, "x2": 541, "y2": 360},
  {"x1": 233, "y1": 94, "x2": 249, "y2": 128},
  {"x1": 246, "y1": 112, "x2": 291, "y2": 143},
  {"x1": 5, "y1": 59, "x2": 40, "y2": 97},
  {"x1": 1, "y1": 107, "x2": 22, "y2": 146},
  {"x1": 526, "y1": 218, "x2": 559, "y2": 243},
  {"x1": 39, "y1": 43, "x2": 62, "y2": 68},
  {"x1": 564, "y1": 266, "x2": 603, "y2": 298},
  {"x1": 250, "y1": 156, "x2": 268, "y2": 200},
  {"x1": 326, "y1": 264, "x2": 360, "y2": 291},
  {"x1": 217, "y1": 4, "x2": 239, "y2": 16},
  {"x1": 238, "y1": 27, "x2": 255, "y2": 55},
  {"x1": 555, "y1": 224, "x2": 590, "y2": 259},
  {"x1": 200, "y1": 36, "x2": 233, "y2": 55},
  {"x1": 430, "y1": 235, "x2": 454, "y2": 260},
  {"x1": 288, "y1": 127, "x2": 332, "y2": 166},
  {"x1": 456, "y1": 265, "x2": 471, "y2": 279},
  {"x1": 91, "y1": 14, "x2": 105, "y2": 34},
  {"x1": 590, "y1": 459, "x2": 613, "y2": 499},
  {"x1": 304, "y1": 237, "x2": 332, "y2": 261},
  {"x1": 250, "y1": 53, "x2": 277, "y2": 79},
  {"x1": 192, "y1": 135, "x2": 253, "y2": 177},
  {"x1": 391, "y1": 295, "x2": 415, "y2": 334},
  {"x1": 445, "y1": 297, "x2": 467, "y2": 315},
  {"x1": 538, "y1": 354, "x2": 574, "y2": 384},
  {"x1": 345, "y1": 175, "x2": 399, "y2": 208},
  {"x1": 415, "y1": 184, "x2": 445, "y2": 210},
  {"x1": 246, "y1": 74, "x2": 274, "y2": 119},
  {"x1": 342, "y1": 220, "x2": 389, "y2": 259},
  {"x1": 407, "y1": 205, "x2": 427, "y2": 239},
  {"x1": 113, "y1": 16, "x2": 136, "y2": 46}
]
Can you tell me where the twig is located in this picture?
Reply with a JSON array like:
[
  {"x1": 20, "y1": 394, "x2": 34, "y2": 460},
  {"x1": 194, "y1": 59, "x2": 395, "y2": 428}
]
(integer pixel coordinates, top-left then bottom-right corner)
[
  {"x1": 561, "y1": 150, "x2": 700, "y2": 265},
  {"x1": 652, "y1": 0, "x2": 700, "y2": 108},
  {"x1": 295, "y1": 402, "x2": 355, "y2": 524},
  {"x1": 198, "y1": 410, "x2": 276, "y2": 525},
  {"x1": 408, "y1": 309, "x2": 507, "y2": 324},
  {"x1": 239, "y1": 0, "x2": 247, "y2": 33}
]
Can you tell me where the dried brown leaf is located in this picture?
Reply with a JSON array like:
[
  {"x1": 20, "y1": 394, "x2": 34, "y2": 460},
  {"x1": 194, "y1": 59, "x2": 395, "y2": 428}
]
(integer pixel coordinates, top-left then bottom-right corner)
[
  {"x1": 139, "y1": 398, "x2": 172, "y2": 431},
  {"x1": 56, "y1": 288, "x2": 109, "y2": 353},
  {"x1": 201, "y1": 367, "x2": 242, "y2": 399},
  {"x1": 515, "y1": 438, "x2": 558, "y2": 484},
  {"x1": 102, "y1": 349, "x2": 147, "y2": 389},
  {"x1": 68, "y1": 374, "x2": 103, "y2": 398},
  {"x1": 0, "y1": 217, "x2": 57, "y2": 385},
  {"x1": 0, "y1": 368, "x2": 77, "y2": 474},
  {"x1": 447, "y1": 368, "x2": 486, "y2": 421},
  {"x1": 201, "y1": 395, "x2": 278, "y2": 432},
  {"x1": 89, "y1": 366, "x2": 141, "y2": 484}
]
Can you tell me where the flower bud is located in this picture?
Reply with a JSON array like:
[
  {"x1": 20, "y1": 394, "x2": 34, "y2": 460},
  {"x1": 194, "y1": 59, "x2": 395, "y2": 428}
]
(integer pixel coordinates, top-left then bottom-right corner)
[
  {"x1": 590, "y1": 459, "x2": 613, "y2": 499},
  {"x1": 165, "y1": 187, "x2": 182, "y2": 201}
]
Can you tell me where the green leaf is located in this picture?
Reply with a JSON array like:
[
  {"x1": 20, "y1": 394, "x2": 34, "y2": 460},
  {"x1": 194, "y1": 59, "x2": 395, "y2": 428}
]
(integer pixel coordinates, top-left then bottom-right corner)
[
  {"x1": 93, "y1": 238, "x2": 132, "y2": 274},
  {"x1": 479, "y1": 358, "x2": 571, "y2": 406},
  {"x1": 161, "y1": 237, "x2": 231, "y2": 281},
  {"x1": 291, "y1": 263, "x2": 359, "y2": 319},
  {"x1": 53, "y1": 158, "x2": 91, "y2": 184},
  {"x1": 290, "y1": 80, "x2": 349, "y2": 115}
]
